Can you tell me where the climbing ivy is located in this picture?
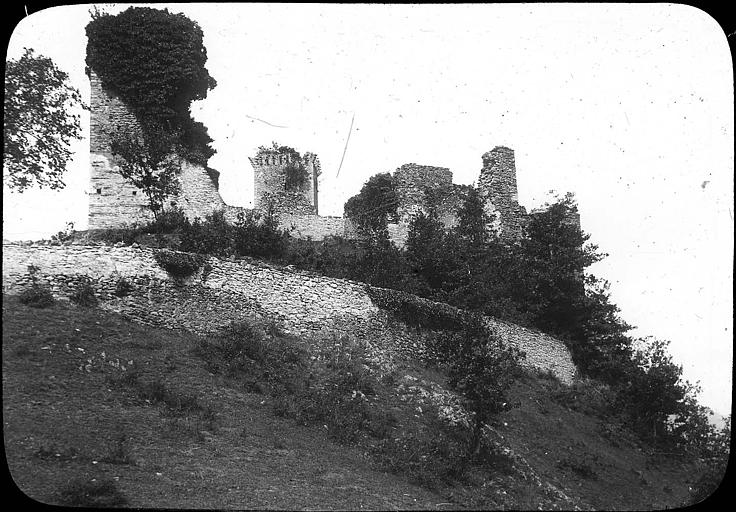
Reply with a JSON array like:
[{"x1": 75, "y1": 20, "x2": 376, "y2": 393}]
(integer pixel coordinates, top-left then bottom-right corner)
[
  {"x1": 256, "y1": 143, "x2": 311, "y2": 192},
  {"x1": 86, "y1": 7, "x2": 217, "y2": 166}
]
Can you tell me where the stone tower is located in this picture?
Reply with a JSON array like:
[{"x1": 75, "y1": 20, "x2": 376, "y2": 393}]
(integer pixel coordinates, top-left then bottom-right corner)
[
  {"x1": 88, "y1": 70, "x2": 152, "y2": 228},
  {"x1": 477, "y1": 146, "x2": 526, "y2": 241},
  {"x1": 249, "y1": 150, "x2": 320, "y2": 215},
  {"x1": 87, "y1": 70, "x2": 225, "y2": 229}
]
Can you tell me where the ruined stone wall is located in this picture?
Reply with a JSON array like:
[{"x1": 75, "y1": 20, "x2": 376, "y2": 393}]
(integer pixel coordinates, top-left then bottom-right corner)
[
  {"x1": 436, "y1": 184, "x2": 471, "y2": 231},
  {"x1": 477, "y1": 146, "x2": 527, "y2": 242},
  {"x1": 2, "y1": 242, "x2": 576, "y2": 383},
  {"x1": 394, "y1": 164, "x2": 453, "y2": 221},
  {"x1": 250, "y1": 151, "x2": 318, "y2": 216},
  {"x1": 278, "y1": 214, "x2": 346, "y2": 240},
  {"x1": 177, "y1": 160, "x2": 227, "y2": 220},
  {"x1": 380, "y1": 164, "x2": 465, "y2": 247},
  {"x1": 88, "y1": 70, "x2": 225, "y2": 229}
]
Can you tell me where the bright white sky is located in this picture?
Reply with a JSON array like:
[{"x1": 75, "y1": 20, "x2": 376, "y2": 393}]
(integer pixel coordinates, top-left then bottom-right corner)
[{"x1": 3, "y1": 4, "x2": 733, "y2": 415}]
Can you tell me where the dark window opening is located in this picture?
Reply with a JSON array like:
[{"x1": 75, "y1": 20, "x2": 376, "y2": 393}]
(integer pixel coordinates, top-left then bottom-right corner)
[
  {"x1": 96, "y1": 188, "x2": 102, "y2": 194},
  {"x1": 132, "y1": 191, "x2": 137, "y2": 196}
]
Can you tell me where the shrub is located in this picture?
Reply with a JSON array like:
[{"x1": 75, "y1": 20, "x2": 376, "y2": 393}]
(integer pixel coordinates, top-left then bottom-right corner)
[
  {"x1": 444, "y1": 317, "x2": 525, "y2": 454},
  {"x1": 371, "y1": 408, "x2": 472, "y2": 488},
  {"x1": 280, "y1": 236, "x2": 380, "y2": 285},
  {"x1": 51, "y1": 221, "x2": 75, "y2": 242},
  {"x1": 284, "y1": 160, "x2": 310, "y2": 192},
  {"x1": 19, "y1": 285, "x2": 55, "y2": 308},
  {"x1": 114, "y1": 277, "x2": 134, "y2": 298},
  {"x1": 269, "y1": 340, "x2": 387, "y2": 445},
  {"x1": 684, "y1": 418, "x2": 730, "y2": 505},
  {"x1": 232, "y1": 210, "x2": 286, "y2": 259},
  {"x1": 549, "y1": 378, "x2": 618, "y2": 418},
  {"x1": 70, "y1": 277, "x2": 98, "y2": 307},
  {"x1": 18, "y1": 265, "x2": 54, "y2": 308},
  {"x1": 288, "y1": 383, "x2": 374, "y2": 444},
  {"x1": 180, "y1": 210, "x2": 233, "y2": 257},
  {"x1": 144, "y1": 206, "x2": 189, "y2": 234},
  {"x1": 88, "y1": 226, "x2": 141, "y2": 245},
  {"x1": 193, "y1": 321, "x2": 268, "y2": 379},
  {"x1": 58, "y1": 477, "x2": 128, "y2": 507},
  {"x1": 154, "y1": 249, "x2": 205, "y2": 279},
  {"x1": 111, "y1": 369, "x2": 217, "y2": 435},
  {"x1": 366, "y1": 286, "x2": 468, "y2": 333}
]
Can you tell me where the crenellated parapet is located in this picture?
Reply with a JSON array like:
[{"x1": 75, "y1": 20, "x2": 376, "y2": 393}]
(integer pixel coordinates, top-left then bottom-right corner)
[{"x1": 250, "y1": 146, "x2": 319, "y2": 216}]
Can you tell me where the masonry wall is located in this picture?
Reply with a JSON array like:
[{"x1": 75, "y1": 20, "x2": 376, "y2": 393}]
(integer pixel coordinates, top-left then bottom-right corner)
[
  {"x1": 277, "y1": 213, "x2": 346, "y2": 240},
  {"x1": 477, "y1": 146, "x2": 527, "y2": 242},
  {"x1": 2, "y1": 242, "x2": 576, "y2": 383},
  {"x1": 88, "y1": 70, "x2": 226, "y2": 229},
  {"x1": 250, "y1": 152, "x2": 318, "y2": 216},
  {"x1": 394, "y1": 164, "x2": 453, "y2": 220}
]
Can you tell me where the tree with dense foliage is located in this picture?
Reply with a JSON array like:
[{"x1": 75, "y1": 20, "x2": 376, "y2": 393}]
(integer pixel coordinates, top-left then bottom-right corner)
[
  {"x1": 445, "y1": 316, "x2": 524, "y2": 455},
  {"x1": 86, "y1": 6, "x2": 217, "y2": 166},
  {"x1": 619, "y1": 337, "x2": 704, "y2": 440},
  {"x1": 514, "y1": 193, "x2": 603, "y2": 338},
  {"x1": 685, "y1": 416, "x2": 730, "y2": 505},
  {"x1": 344, "y1": 173, "x2": 399, "y2": 238},
  {"x1": 109, "y1": 123, "x2": 182, "y2": 220},
  {"x1": 4, "y1": 48, "x2": 85, "y2": 191},
  {"x1": 454, "y1": 187, "x2": 490, "y2": 249},
  {"x1": 405, "y1": 211, "x2": 450, "y2": 292}
]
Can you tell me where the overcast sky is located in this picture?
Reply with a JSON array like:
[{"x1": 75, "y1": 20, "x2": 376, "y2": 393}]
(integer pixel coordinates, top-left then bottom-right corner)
[{"x1": 4, "y1": 4, "x2": 733, "y2": 415}]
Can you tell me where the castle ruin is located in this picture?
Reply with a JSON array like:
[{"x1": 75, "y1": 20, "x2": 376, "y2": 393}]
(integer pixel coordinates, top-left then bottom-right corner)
[{"x1": 88, "y1": 71, "x2": 575, "y2": 245}]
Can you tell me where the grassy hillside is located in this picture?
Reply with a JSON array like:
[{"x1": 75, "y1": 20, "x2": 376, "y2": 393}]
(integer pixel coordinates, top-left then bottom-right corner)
[{"x1": 3, "y1": 295, "x2": 704, "y2": 509}]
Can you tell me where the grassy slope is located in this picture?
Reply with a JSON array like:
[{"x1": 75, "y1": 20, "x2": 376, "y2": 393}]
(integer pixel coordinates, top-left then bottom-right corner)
[{"x1": 3, "y1": 295, "x2": 698, "y2": 509}]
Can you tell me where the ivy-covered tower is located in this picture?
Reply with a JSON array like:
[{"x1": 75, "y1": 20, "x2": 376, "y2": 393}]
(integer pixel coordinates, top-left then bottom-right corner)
[{"x1": 249, "y1": 146, "x2": 320, "y2": 215}]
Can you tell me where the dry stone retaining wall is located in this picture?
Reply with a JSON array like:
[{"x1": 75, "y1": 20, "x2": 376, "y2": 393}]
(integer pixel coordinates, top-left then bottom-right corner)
[{"x1": 2, "y1": 242, "x2": 576, "y2": 383}]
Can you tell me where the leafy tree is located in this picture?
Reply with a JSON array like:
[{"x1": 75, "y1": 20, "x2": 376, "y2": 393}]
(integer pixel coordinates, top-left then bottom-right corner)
[
  {"x1": 86, "y1": 6, "x2": 217, "y2": 165},
  {"x1": 454, "y1": 187, "x2": 490, "y2": 249},
  {"x1": 180, "y1": 210, "x2": 233, "y2": 257},
  {"x1": 441, "y1": 189, "x2": 530, "y2": 323},
  {"x1": 4, "y1": 48, "x2": 85, "y2": 191},
  {"x1": 514, "y1": 193, "x2": 603, "y2": 338},
  {"x1": 232, "y1": 208, "x2": 286, "y2": 259},
  {"x1": 354, "y1": 237, "x2": 417, "y2": 291},
  {"x1": 686, "y1": 416, "x2": 730, "y2": 505},
  {"x1": 405, "y1": 211, "x2": 449, "y2": 291},
  {"x1": 445, "y1": 316, "x2": 524, "y2": 455},
  {"x1": 344, "y1": 173, "x2": 399, "y2": 238},
  {"x1": 620, "y1": 337, "x2": 698, "y2": 440},
  {"x1": 109, "y1": 123, "x2": 182, "y2": 220}
]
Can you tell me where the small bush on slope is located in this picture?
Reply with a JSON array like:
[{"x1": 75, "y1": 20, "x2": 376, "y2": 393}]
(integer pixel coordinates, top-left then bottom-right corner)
[
  {"x1": 69, "y1": 277, "x2": 98, "y2": 307},
  {"x1": 18, "y1": 265, "x2": 54, "y2": 308}
]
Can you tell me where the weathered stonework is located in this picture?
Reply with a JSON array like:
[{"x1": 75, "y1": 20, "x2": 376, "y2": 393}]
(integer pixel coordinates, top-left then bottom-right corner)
[
  {"x1": 88, "y1": 70, "x2": 226, "y2": 229},
  {"x1": 477, "y1": 146, "x2": 528, "y2": 242},
  {"x1": 88, "y1": 70, "x2": 576, "y2": 247},
  {"x1": 2, "y1": 242, "x2": 577, "y2": 384},
  {"x1": 249, "y1": 150, "x2": 319, "y2": 216}
]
